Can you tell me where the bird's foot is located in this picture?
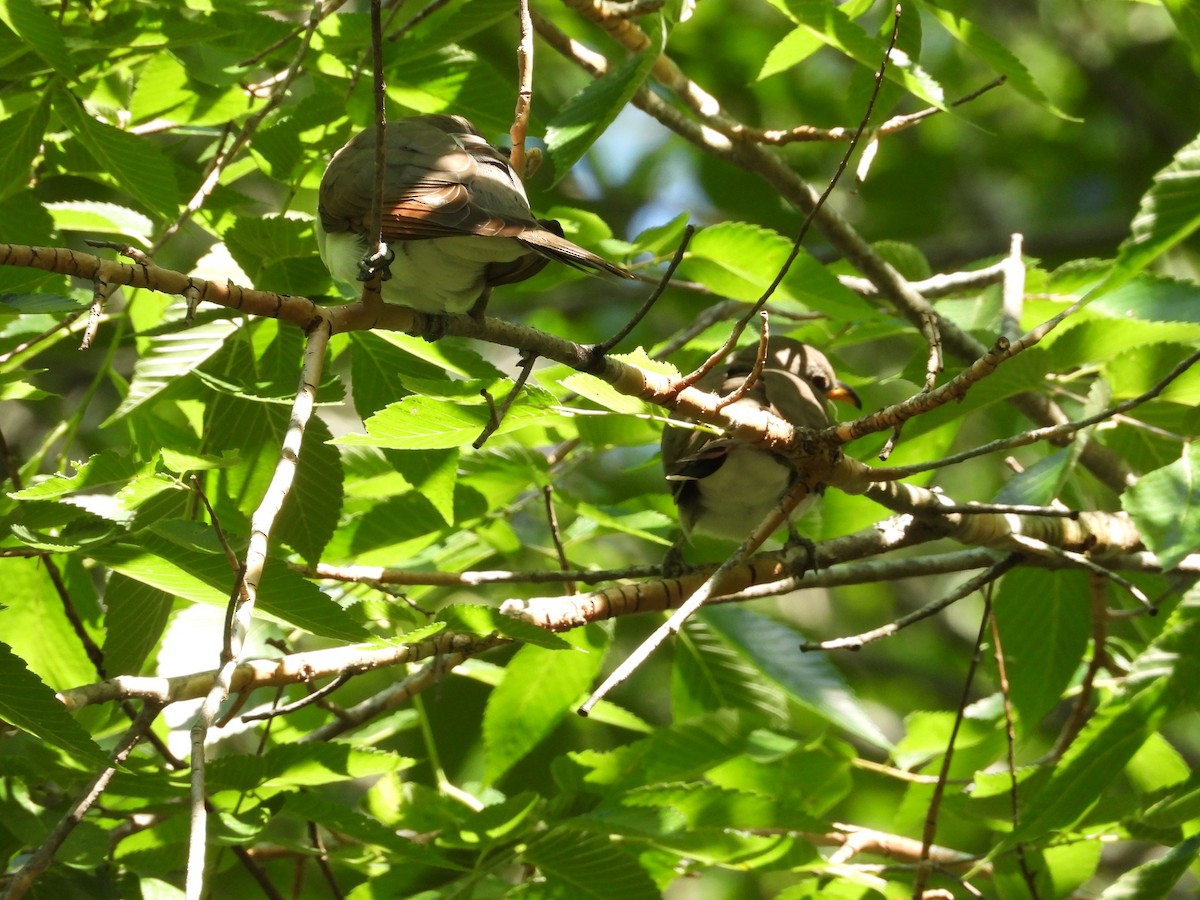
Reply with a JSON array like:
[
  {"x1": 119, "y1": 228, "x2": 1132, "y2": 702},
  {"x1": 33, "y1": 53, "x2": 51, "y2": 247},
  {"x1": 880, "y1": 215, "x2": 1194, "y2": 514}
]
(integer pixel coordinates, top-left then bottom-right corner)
[
  {"x1": 784, "y1": 524, "x2": 819, "y2": 577},
  {"x1": 467, "y1": 287, "x2": 492, "y2": 320},
  {"x1": 357, "y1": 244, "x2": 394, "y2": 282},
  {"x1": 661, "y1": 540, "x2": 690, "y2": 579}
]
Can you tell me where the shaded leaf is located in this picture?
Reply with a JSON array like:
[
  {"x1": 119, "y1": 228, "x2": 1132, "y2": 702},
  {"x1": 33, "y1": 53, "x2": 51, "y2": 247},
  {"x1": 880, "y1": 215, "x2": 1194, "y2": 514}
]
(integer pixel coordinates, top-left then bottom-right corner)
[{"x1": 0, "y1": 641, "x2": 107, "y2": 767}]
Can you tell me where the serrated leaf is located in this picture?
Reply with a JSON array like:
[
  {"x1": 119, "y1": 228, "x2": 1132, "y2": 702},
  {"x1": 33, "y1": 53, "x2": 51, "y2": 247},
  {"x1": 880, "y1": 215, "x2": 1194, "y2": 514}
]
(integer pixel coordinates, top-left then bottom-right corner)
[
  {"x1": 994, "y1": 569, "x2": 1090, "y2": 728},
  {"x1": 682, "y1": 221, "x2": 881, "y2": 318},
  {"x1": 45, "y1": 201, "x2": 154, "y2": 246},
  {"x1": 483, "y1": 629, "x2": 606, "y2": 783},
  {"x1": 1005, "y1": 679, "x2": 1170, "y2": 849},
  {"x1": 1123, "y1": 444, "x2": 1200, "y2": 570},
  {"x1": 387, "y1": 448, "x2": 458, "y2": 525},
  {"x1": 701, "y1": 605, "x2": 893, "y2": 750},
  {"x1": 0, "y1": 0, "x2": 77, "y2": 78},
  {"x1": 0, "y1": 98, "x2": 50, "y2": 200},
  {"x1": 9, "y1": 450, "x2": 149, "y2": 499},
  {"x1": 53, "y1": 89, "x2": 179, "y2": 219},
  {"x1": 521, "y1": 829, "x2": 660, "y2": 900},
  {"x1": 759, "y1": 26, "x2": 825, "y2": 81},
  {"x1": 206, "y1": 743, "x2": 413, "y2": 792},
  {"x1": 918, "y1": 0, "x2": 1071, "y2": 117},
  {"x1": 224, "y1": 216, "x2": 319, "y2": 294},
  {"x1": 89, "y1": 530, "x2": 367, "y2": 642},
  {"x1": 283, "y1": 791, "x2": 462, "y2": 867},
  {"x1": 781, "y1": 0, "x2": 945, "y2": 109},
  {"x1": 336, "y1": 392, "x2": 562, "y2": 450},
  {"x1": 674, "y1": 620, "x2": 788, "y2": 720},
  {"x1": 105, "y1": 317, "x2": 243, "y2": 425},
  {"x1": 276, "y1": 415, "x2": 343, "y2": 565},
  {"x1": 0, "y1": 641, "x2": 107, "y2": 767},
  {"x1": 1108, "y1": 133, "x2": 1200, "y2": 295},
  {"x1": 101, "y1": 574, "x2": 173, "y2": 676},
  {"x1": 545, "y1": 15, "x2": 665, "y2": 185}
]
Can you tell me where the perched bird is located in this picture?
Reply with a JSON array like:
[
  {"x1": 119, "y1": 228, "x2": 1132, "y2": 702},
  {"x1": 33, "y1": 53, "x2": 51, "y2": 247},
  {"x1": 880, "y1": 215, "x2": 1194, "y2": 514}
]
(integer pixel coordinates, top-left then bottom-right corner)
[
  {"x1": 661, "y1": 337, "x2": 860, "y2": 545},
  {"x1": 315, "y1": 114, "x2": 632, "y2": 315}
]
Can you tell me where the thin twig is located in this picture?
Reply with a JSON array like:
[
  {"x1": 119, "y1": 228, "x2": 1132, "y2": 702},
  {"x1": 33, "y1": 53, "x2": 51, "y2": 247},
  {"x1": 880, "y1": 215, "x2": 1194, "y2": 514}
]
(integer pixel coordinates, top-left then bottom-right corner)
[
  {"x1": 913, "y1": 587, "x2": 995, "y2": 899},
  {"x1": 989, "y1": 614, "x2": 1041, "y2": 897},
  {"x1": 1007, "y1": 533, "x2": 1152, "y2": 611},
  {"x1": 241, "y1": 674, "x2": 352, "y2": 722},
  {"x1": 191, "y1": 475, "x2": 241, "y2": 574},
  {"x1": 591, "y1": 224, "x2": 695, "y2": 358},
  {"x1": 716, "y1": 5, "x2": 909, "y2": 384},
  {"x1": 542, "y1": 486, "x2": 576, "y2": 596},
  {"x1": 714, "y1": 315, "x2": 769, "y2": 410},
  {"x1": 473, "y1": 352, "x2": 538, "y2": 448},
  {"x1": 802, "y1": 556, "x2": 1019, "y2": 652},
  {"x1": 865, "y1": 348, "x2": 1200, "y2": 479}
]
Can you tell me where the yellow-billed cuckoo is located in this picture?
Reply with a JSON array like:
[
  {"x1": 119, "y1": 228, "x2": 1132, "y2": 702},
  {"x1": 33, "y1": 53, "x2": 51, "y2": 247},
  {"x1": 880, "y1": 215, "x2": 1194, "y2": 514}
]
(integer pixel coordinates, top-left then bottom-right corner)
[
  {"x1": 661, "y1": 337, "x2": 860, "y2": 543},
  {"x1": 316, "y1": 114, "x2": 632, "y2": 314}
]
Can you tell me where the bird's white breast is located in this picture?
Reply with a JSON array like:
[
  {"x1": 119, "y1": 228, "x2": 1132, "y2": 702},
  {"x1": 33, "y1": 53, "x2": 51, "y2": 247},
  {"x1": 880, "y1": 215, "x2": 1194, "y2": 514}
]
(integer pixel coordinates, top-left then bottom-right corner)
[
  {"x1": 318, "y1": 230, "x2": 528, "y2": 313},
  {"x1": 686, "y1": 446, "x2": 811, "y2": 541}
]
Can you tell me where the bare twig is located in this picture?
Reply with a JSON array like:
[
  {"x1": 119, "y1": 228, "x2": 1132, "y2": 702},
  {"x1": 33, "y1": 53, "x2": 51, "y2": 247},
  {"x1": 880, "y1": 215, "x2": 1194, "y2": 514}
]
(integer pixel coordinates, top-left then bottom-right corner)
[
  {"x1": 591, "y1": 224, "x2": 694, "y2": 358},
  {"x1": 989, "y1": 614, "x2": 1041, "y2": 897},
  {"x1": 868, "y1": 347, "x2": 1200, "y2": 480},
  {"x1": 542, "y1": 486, "x2": 576, "y2": 595},
  {"x1": 473, "y1": 352, "x2": 538, "y2": 448},
  {"x1": 914, "y1": 586, "x2": 995, "y2": 899},
  {"x1": 509, "y1": 0, "x2": 534, "y2": 176},
  {"x1": 802, "y1": 556, "x2": 1018, "y2": 652}
]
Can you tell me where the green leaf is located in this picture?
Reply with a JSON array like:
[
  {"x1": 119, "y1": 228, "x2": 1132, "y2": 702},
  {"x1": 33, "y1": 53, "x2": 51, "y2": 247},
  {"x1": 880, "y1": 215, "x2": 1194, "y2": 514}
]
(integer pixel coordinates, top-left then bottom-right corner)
[
  {"x1": 1098, "y1": 833, "x2": 1200, "y2": 899},
  {"x1": 483, "y1": 628, "x2": 607, "y2": 783},
  {"x1": 439, "y1": 603, "x2": 572, "y2": 650},
  {"x1": 283, "y1": 791, "x2": 463, "y2": 867},
  {"x1": 1108, "y1": 133, "x2": 1200, "y2": 295},
  {"x1": 673, "y1": 620, "x2": 788, "y2": 720},
  {"x1": 224, "y1": 217, "x2": 325, "y2": 295},
  {"x1": 1123, "y1": 443, "x2": 1200, "y2": 570},
  {"x1": 994, "y1": 569, "x2": 1090, "y2": 729},
  {"x1": 275, "y1": 415, "x2": 343, "y2": 565},
  {"x1": 681, "y1": 221, "x2": 882, "y2": 319},
  {"x1": 0, "y1": 0, "x2": 77, "y2": 78},
  {"x1": 90, "y1": 528, "x2": 367, "y2": 642},
  {"x1": 9, "y1": 450, "x2": 149, "y2": 499},
  {"x1": 0, "y1": 98, "x2": 49, "y2": 201},
  {"x1": 1005, "y1": 679, "x2": 1170, "y2": 849},
  {"x1": 1164, "y1": 0, "x2": 1200, "y2": 61},
  {"x1": 53, "y1": 89, "x2": 180, "y2": 219},
  {"x1": 0, "y1": 641, "x2": 107, "y2": 767},
  {"x1": 781, "y1": 0, "x2": 946, "y2": 109},
  {"x1": 105, "y1": 317, "x2": 243, "y2": 425},
  {"x1": 206, "y1": 743, "x2": 413, "y2": 792},
  {"x1": 702, "y1": 606, "x2": 893, "y2": 750},
  {"x1": 759, "y1": 26, "x2": 825, "y2": 81},
  {"x1": 520, "y1": 829, "x2": 660, "y2": 900},
  {"x1": 101, "y1": 574, "x2": 173, "y2": 677},
  {"x1": 545, "y1": 15, "x2": 665, "y2": 185},
  {"x1": 336, "y1": 390, "x2": 562, "y2": 450},
  {"x1": 917, "y1": 0, "x2": 1071, "y2": 117},
  {"x1": 45, "y1": 201, "x2": 155, "y2": 246}
]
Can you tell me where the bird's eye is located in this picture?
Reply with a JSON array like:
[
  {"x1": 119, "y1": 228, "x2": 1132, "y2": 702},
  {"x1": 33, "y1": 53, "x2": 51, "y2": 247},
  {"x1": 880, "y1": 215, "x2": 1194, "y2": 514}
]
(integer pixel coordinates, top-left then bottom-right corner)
[{"x1": 810, "y1": 373, "x2": 830, "y2": 391}]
